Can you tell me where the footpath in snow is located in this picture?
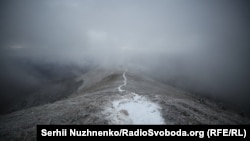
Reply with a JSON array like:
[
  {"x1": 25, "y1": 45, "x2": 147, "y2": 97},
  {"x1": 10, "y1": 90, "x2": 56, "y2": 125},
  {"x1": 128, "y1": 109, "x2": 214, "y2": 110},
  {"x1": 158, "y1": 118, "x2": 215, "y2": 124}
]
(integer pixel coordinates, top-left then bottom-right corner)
[{"x1": 104, "y1": 71, "x2": 165, "y2": 124}]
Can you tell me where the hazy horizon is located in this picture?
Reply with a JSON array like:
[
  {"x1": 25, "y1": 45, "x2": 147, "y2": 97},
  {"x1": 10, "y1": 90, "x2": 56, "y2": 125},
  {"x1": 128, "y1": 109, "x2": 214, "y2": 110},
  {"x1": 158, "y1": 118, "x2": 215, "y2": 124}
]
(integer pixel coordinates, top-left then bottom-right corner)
[{"x1": 0, "y1": 0, "x2": 249, "y2": 112}]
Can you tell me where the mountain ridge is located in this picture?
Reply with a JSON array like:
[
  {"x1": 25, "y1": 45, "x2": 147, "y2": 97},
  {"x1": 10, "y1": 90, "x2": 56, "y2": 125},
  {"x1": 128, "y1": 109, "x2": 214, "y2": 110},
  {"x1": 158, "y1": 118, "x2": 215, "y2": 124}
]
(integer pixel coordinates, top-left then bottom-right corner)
[{"x1": 0, "y1": 68, "x2": 250, "y2": 140}]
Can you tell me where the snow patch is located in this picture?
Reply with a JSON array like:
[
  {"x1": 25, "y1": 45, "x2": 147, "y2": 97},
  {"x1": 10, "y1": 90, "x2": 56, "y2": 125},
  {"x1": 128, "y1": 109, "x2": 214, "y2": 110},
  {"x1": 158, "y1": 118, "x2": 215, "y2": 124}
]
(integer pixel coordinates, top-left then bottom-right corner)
[{"x1": 104, "y1": 93, "x2": 165, "y2": 124}]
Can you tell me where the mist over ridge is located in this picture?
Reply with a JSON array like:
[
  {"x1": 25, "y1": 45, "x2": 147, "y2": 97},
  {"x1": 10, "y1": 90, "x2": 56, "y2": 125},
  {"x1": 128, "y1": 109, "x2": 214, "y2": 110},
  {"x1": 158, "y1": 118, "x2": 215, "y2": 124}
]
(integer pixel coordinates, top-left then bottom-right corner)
[{"x1": 0, "y1": 0, "x2": 249, "y2": 112}]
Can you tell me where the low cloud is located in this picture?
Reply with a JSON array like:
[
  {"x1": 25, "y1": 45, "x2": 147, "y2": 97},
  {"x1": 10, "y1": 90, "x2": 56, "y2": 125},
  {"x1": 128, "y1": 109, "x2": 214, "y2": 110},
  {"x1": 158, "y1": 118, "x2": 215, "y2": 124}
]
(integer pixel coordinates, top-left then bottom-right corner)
[{"x1": 0, "y1": 0, "x2": 249, "y2": 110}]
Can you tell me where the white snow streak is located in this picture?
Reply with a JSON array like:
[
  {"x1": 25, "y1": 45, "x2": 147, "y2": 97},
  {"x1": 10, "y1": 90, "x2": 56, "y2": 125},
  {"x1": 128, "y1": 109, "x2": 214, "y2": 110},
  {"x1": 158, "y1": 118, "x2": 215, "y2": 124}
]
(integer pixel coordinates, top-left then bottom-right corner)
[{"x1": 118, "y1": 71, "x2": 127, "y2": 92}]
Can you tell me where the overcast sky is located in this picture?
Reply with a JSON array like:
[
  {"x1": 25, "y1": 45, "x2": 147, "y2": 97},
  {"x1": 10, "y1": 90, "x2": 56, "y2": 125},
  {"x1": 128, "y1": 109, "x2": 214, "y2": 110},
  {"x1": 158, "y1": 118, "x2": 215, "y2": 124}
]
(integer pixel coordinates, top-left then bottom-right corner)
[{"x1": 0, "y1": 0, "x2": 248, "y2": 63}]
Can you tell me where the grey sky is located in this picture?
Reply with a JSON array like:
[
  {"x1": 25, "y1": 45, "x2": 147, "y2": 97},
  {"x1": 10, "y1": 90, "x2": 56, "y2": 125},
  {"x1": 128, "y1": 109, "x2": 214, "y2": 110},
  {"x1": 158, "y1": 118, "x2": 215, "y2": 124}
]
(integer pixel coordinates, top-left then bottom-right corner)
[{"x1": 0, "y1": 0, "x2": 248, "y2": 61}]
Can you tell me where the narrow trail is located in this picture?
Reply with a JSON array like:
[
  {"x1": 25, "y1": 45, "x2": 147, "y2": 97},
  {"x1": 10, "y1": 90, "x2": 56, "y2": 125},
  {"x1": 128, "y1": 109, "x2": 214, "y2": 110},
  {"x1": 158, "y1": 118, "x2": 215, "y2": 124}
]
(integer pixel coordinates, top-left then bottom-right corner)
[
  {"x1": 118, "y1": 71, "x2": 127, "y2": 92},
  {"x1": 104, "y1": 71, "x2": 165, "y2": 124}
]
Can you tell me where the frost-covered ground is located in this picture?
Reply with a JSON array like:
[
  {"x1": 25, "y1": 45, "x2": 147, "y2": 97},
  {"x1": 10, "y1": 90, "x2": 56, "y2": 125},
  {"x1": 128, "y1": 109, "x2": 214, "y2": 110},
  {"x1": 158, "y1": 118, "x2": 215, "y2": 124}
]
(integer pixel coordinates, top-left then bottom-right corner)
[
  {"x1": 104, "y1": 92, "x2": 165, "y2": 124},
  {"x1": 0, "y1": 68, "x2": 250, "y2": 140}
]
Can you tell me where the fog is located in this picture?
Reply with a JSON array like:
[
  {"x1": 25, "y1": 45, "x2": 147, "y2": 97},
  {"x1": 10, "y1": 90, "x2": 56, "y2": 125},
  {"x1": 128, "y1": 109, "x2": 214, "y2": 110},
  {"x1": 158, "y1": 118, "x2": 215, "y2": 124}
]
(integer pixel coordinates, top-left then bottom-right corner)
[{"x1": 0, "y1": 0, "x2": 249, "y2": 112}]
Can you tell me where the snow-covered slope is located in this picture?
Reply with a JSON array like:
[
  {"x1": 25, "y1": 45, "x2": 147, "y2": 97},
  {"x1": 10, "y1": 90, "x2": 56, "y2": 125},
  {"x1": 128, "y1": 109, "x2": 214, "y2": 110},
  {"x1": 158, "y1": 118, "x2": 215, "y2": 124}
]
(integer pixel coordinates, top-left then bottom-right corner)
[{"x1": 0, "y1": 68, "x2": 250, "y2": 140}]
